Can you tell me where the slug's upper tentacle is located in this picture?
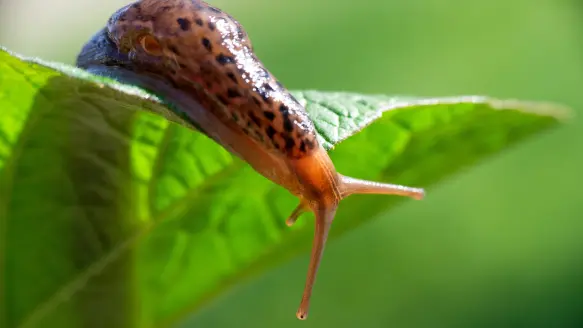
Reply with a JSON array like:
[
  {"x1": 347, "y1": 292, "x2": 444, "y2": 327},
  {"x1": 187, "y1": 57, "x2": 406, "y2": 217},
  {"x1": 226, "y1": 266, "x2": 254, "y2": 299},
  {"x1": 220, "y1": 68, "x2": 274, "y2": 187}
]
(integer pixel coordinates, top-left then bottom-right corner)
[{"x1": 106, "y1": 0, "x2": 318, "y2": 159}]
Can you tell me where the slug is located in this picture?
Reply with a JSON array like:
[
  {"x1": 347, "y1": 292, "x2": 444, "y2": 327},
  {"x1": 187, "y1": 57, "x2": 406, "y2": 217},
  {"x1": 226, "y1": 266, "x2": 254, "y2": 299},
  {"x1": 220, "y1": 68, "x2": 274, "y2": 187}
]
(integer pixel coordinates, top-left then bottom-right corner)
[{"x1": 76, "y1": 0, "x2": 425, "y2": 320}]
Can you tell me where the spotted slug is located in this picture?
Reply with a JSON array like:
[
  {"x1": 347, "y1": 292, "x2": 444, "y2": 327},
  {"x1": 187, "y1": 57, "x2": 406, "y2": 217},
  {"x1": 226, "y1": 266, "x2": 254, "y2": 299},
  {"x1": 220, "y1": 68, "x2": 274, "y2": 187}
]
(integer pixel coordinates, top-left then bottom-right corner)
[{"x1": 76, "y1": 0, "x2": 425, "y2": 320}]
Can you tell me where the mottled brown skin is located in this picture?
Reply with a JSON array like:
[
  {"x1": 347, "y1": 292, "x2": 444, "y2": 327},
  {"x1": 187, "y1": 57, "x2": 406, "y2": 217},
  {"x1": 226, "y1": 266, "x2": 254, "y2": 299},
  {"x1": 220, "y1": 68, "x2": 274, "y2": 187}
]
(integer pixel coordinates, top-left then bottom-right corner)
[
  {"x1": 77, "y1": 0, "x2": 425, "y2": 320},
  {"x1": 107, "y1": 0, "x2": 316, "y2": 159}
]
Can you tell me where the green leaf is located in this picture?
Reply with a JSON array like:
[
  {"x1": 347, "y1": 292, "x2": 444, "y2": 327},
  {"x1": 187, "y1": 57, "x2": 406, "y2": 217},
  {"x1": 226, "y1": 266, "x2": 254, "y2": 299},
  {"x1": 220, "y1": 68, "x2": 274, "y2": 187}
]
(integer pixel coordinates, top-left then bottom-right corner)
[{"x1": 0, "y1": 47, "x2": 570, "y2": 328}]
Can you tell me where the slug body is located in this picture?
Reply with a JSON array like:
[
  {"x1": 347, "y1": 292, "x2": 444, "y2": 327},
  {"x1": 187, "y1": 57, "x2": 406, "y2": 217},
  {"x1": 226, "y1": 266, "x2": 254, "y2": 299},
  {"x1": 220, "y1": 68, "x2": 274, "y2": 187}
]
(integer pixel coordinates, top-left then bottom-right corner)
[{"x1": 76, "y1": 0, "x2": 425, "y2": 320}]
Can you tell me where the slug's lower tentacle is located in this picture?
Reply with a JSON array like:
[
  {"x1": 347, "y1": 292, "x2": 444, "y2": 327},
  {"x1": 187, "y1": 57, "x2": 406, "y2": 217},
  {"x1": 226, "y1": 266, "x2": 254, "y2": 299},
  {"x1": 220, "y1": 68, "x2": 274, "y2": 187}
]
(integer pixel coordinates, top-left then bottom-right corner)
[{"x1": 286, "y1": 200, "x2": 309, "y2": 227}]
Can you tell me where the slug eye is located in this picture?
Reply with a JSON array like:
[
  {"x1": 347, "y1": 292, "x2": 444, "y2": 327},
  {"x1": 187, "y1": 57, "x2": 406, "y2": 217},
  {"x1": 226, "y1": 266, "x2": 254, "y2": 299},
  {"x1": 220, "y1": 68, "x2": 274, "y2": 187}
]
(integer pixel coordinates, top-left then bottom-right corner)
[{"x1": 137, "y1": 34, "x2": 163, "y2": 56}]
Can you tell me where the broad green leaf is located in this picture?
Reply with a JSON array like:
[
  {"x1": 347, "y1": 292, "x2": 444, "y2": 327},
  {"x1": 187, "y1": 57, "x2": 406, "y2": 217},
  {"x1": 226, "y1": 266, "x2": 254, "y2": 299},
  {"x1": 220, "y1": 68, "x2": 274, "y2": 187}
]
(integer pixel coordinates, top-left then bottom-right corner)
[{"x1": 0, "y1": 47, "x2": 569, "y2": 328}]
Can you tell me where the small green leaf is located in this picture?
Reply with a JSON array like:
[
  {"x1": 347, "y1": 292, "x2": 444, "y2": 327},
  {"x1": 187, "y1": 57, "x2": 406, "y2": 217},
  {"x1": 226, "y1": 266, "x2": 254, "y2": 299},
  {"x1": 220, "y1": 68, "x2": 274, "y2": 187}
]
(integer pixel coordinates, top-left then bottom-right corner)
[{"x1": 0, "y1": 47, "x2": 570, "y2": 328}]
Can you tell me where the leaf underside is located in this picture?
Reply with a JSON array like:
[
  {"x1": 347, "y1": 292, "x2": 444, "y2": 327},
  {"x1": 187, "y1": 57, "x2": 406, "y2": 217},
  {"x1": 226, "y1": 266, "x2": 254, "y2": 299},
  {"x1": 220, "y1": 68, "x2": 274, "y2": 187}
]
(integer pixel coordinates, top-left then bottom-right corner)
[{"x1": 0, "y1": 48, "x2": 569, "y2": 328}]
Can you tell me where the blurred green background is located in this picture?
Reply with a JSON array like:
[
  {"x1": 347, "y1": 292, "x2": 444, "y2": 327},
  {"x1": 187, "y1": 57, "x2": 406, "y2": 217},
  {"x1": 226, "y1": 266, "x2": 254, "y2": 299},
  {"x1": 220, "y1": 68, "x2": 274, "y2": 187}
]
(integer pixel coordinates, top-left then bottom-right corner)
[{"x1": 1, "y1": 0, "x2": 582, "y2": 327}]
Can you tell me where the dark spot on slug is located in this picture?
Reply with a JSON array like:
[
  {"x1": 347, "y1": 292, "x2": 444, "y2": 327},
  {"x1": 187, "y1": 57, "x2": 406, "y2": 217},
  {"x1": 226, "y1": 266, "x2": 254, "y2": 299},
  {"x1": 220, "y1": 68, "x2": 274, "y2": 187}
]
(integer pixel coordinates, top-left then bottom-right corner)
[
  {"x1": 169, "y1": 45, "x2": 180, "y2": 55},
  {"x1": 161, "y1": 6, "x2": 172, "y2": 11},
  {"x1": 283, "y1": 117, "x2": 294, "y2": 132},
  {"x1": 202, "y1": 38, "x2": 212, "y2": 51},
  {"x1": 256, "y1": 89, "x2": 270, "y2": 103},
  {"x1": 279, "y1": 104, "x2": 289, "y2": 116},
  {"x1": 227, "y1": 72, "x2": 237, "y2": 83},
  {"x1": 263, "y1": 83, "x2": 274, "y2": 92},
  {"x1": 249, "y1": 111, "x2": 261, "y2": 126},
  {"x1": 299, "y1": 140, "x2": 306, "y2": 153},
  {"x1": 276, "y1": 80, "x2": 284, "y2": 89},
  {"x1": 179, "y1": 63, "x2": 187, "y2": 69},
  {"x1": 177, "y1": 18, "x2": 191, "y2": 31},
  {"x1": 283, "y1": 134, "x2": 295, "y2": 151},
  {"x1": 208, "y1": 22, "x2": 216, "y2": 31},
  {"x1": 304, "y1": 138, "x2": 316, "y2": 150},
  {"x1": 237, "y1": 28, "x2": 245, "y2": 40},
  {"x1": 270, "y1": 139, "x2": 279, "y2": 149},
  {"x1": 217, "y1": 95, "x2": 228, "y2": 106},
  {"x1": 263, "y1": 111, "x2": 275, "y2": 121},
  {"x1": 208, "y1": 6, "x2": 221, "y2": 14},
  {"x1": 266, "y1": 126, "x2": 276, "y2": 140},
  {"x1": 195, "y1": 18, "x2": 203, "y2": 26},
  {"x1": 227, "y1": 88, "x2": 241, "y2": 98},
  {"x1": 216, "y1": 53, "x2": 234, "y2": 65},
  {"x1": 232, "y1": 112, "x2": 239, "y2": 122}
]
